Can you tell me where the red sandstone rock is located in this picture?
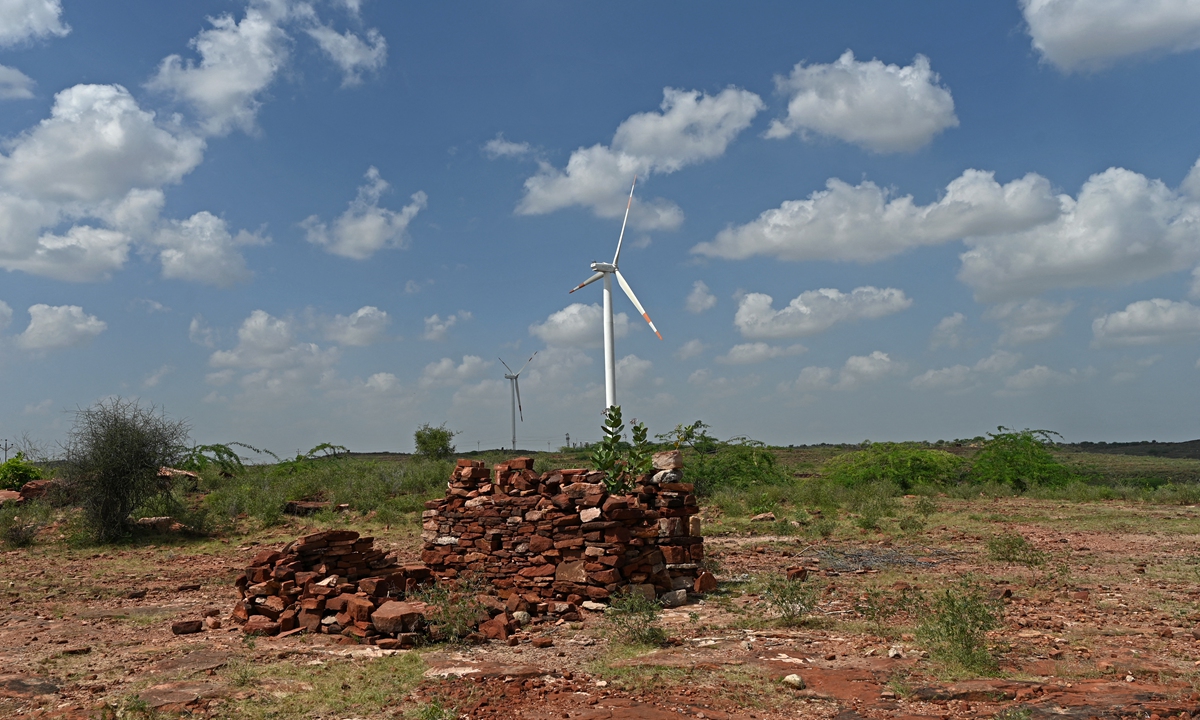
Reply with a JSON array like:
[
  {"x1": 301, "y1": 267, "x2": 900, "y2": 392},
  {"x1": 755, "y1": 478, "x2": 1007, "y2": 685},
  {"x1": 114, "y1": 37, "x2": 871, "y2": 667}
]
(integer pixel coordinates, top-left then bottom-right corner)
[{"x1": 371, "y1": 601, "x2": 427, "y2": 635}]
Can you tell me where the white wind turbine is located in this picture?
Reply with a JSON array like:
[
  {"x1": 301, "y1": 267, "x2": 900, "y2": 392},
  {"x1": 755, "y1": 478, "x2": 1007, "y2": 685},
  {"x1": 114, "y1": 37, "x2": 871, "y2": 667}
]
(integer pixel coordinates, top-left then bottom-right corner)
[
  {"x1": 499, "y1": 352, "x2": 536, "y2": 451},
  {"x1": 569, "y1": 176, "x2": 662, "y2": 411}
]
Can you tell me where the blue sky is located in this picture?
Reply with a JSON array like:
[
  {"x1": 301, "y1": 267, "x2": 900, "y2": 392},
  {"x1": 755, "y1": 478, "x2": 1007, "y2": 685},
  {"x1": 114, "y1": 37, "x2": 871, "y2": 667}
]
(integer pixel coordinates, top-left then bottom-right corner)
[{"x1": 2, "y1": 0, "x2": 1200, "y2": 453}]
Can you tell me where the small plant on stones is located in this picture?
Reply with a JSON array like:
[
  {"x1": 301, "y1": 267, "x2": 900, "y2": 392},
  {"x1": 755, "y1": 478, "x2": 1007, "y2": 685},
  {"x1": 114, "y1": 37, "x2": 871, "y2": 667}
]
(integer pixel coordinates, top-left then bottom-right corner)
[
  {"x1": 412, "y1": 698, "x2": 457, "y2": 720},
  {"x1": 855, "y1": 586, "x2": 902, "y2": 636},
  {"x1": 992, "y1": 708, "x2": 1032, "y2": 720},
  {"x1": 987, "y1": 532, "x2": 1047, "y2": 568},
  {"x1": 758, "y1": 574, "x2": 822, "y2": 627},
  {"x1": 915, "y1": 583, "x2": 1003, "y2": 675},
  {"x1": 411, "y1": 577, "x2": 486, "y2": 643},
  {"x1": 604, "y1": 589, "x2": 667, "y2": 646},
  {"x1": 591, "y1": 405, "x2": 652, "y2": 495}
]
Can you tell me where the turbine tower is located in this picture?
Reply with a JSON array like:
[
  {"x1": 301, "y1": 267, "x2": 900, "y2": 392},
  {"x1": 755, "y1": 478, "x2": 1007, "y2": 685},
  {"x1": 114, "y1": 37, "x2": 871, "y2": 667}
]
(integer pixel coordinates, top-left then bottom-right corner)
[
  {"x1": 569, "y1": 176, "x2": 662, "y2": 411},
  {"x1": 499, "y1": 352, "x2": 536, "y2": 451}
]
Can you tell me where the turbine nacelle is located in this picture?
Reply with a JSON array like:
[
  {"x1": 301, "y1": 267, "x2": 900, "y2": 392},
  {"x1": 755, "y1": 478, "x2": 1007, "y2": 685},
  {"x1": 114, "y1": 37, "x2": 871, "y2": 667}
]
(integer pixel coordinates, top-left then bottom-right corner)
[{"x1": 590, "y1": 261, "x2": 616, "y2": 273}]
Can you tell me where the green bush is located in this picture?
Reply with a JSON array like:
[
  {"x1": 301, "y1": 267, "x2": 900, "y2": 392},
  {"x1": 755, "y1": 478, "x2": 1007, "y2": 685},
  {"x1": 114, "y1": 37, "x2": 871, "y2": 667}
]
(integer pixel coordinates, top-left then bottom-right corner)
[
  {"x1": 969, "y1": 428, "x2": 1072, "y2": 491},
  {"x1": 414, "y1": 423, "x2": 458, "y2": 460},
  {"x1": 0, "y1": 452, "x2": 45, "y2": 490},
  {"x1": 591, "y1": 405, "x2": 652, "y2": 494},
  {"x1": 0, "y1": 500, "x2": 51, "y2": 547},
  {"x1": 63, "y1": 398, "x2": 190, "y2": 543},
  {"x1": 916, "y1": 584, "x2": 1002, "y2": 674},
  {"x1": 689, "y1": 439, "x2": 790, "y2": 497},
  {"x1": 410, "y1": 578, "x2": 483, "y2": 643},
  {"x1": 823, "y1": 442, "x2": 966, "y2": 492},
  {"x1": 604, "y1": 590, "x2": 667, "y2": 646},
  {"x1": 758, "y1": 575, "x2": 822, "y2": 626},
  {"x1": 986, "y1": 532, "x2": 1046, "y2": 567}
]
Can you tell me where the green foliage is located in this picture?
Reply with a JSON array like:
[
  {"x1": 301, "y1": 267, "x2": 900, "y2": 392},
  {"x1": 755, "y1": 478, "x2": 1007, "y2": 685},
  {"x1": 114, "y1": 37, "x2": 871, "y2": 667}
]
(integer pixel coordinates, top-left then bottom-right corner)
[
  {"x1": 414, "y1": 423, "x2": 458, "y2": 460},
  {"x1": 822, "y1": 442, "x2": 967, "y2": 492},
  {"x1": 604, "y1": 589, "x2": 667, "y2": 646},
  {"x1": 176, "y1": 442, "x2": 256, "y2": 476},
  {"x1": 914, "y1": 495, "x2": 939, "y2": 517},
  {"x1": 757, "y1": 575, "x2": 822, "y2": 626},
  {"x1": 408, "y1": 577, "x2": 483, "y2": 643},
  {"x1": 63, "y1": 398, "x2": 190, "y2": 543},
  {"x1": 970, "y1": 427, "x2": 1072, "y2": 491},
  {"x1": 0, "y1": 451, "x2": 45, "y2": 490},
  {"x1": 986, "y1": 532, "x2": 1047, "y2": 567},
  {"x1": 656, "y1": 420, "x2": 716, "y2": 454},
  {"x1": 689, "y1": 438, "x2": 789, "y2": 497},
  {"x1": 916, "y1": 584, "x2": 1002, "y2": 674},
  {"x1": 0, "y1": 500, "x2": 51, "y2": 547},
  {"x1": 590, "y1": 406, "x2": 652, "y2": 495},
  {"x1": 845, "y1": 482, "x2": 899, "y2": 530}
]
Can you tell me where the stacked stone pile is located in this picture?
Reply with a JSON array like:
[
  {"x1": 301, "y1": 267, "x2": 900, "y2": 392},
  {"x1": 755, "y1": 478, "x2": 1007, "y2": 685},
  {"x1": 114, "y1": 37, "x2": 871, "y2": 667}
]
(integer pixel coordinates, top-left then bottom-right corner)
[
  {"x1": 231, "y1": 529, "x2": 432, "y2": 647},
  {"x1": 420, "y1": 451, "x2": 713, "y2": 617}
]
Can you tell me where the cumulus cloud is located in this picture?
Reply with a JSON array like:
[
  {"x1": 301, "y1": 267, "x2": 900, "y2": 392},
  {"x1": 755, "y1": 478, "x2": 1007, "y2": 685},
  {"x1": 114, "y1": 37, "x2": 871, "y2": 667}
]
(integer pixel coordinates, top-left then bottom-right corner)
[
  {"x1": 516, "y1": 87, "x2": 763, "y2": 230},
  {"x1": 930, "y1": 312, "x2": 965, "y2": 350},
  {"x1": 986, "y1": 299, "x2": 1074, "y2": 345},
  {"x1": 153, "y1": 211, "x2": 266, "y2": 286},
  {"x1": 1092, "y1": 298, "x2": 1200, "y2": 346},
  {"x1": 734, "y1": 286, "x2": 911, "y2": 340},
  {"x1": 423, "y1": 311, "x2": 471, "y2": 341},
  {"x1": 0, "y1": 64, "x2": 35, "y2": 99},
  {"x1": 208, "y1": 309, "x2": 339, "y2": 397},
  {"x1": 0, "y1": 0, "x2": 69, "y2": 48},
  {"x1": 685, "y1": 280, "x2": 717, "y2": 314},
  {"x1": 529, "y1": 303, "x2": 629, "y2": 347},
  {"x1": 323, "y1": 305, "x2": 390, "y2": 346},
  {"x1": 961, "y1": 165, "x2": 1200, "y2": 301},
  {"x1": 142, "y1": 364, "x2": 173, "y2": 388},
  {"x1": 189, "y1": 315, "x2": 214, "y2": 347},
  {"x1": 306, "y1": 24, "x2": 386, "y2": 86},
  {"x1": 909, "y1": 350, "x2": 1021, "y2": 392},
  {"x1": 782, "y1": 351, "x2": 901, "y2": 392},
  {"x1": 420, "y1": 355, "x2": 489, "y2": 389},
  {"x1": 1000, "y1": 365, "x2": 1077, "y2": 393},
  {"x1": 483, "y1": 134, "x2": 532, "y2": 159},
  {"x1": 766, "y1": 50, "x2": 957, "y2": 153},
  {"x1": 693, "y1": 169, "x2": 1059, "y2": 262},
  {"x1": 302, "y1": 167, "x2": 426, "y2": 259},
  {"x1": 716, "y1": 342, "x2": 807, "y2": 365},
  {"x1": 616, "y1": 354, "x2": 652, "y2": 384},
  {"x1": 0, "y1": 299, "x2": 11, "y2": 329},
  {"x1": 16, "y1": 304, "x2": 106, "y2": 351},
  {"x1": 675, "y1": 338, "x2": 705, "y2": 360},
  {"x1": 1022, "y1": 0, "x2": 1200, "y2": 72}
]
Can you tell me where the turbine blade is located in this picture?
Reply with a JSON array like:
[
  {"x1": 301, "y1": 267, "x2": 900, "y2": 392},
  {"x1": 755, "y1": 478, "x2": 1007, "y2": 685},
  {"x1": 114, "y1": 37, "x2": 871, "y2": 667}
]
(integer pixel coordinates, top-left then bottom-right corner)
[
  {"x1": 612, "y1": 175, "x2": 637, "y2": 267},
  {"x1": 569, "y1": 272, "x2": 604, "y2": 294},
  {"x1": 516, "y1": 351, "x2": 537, "y2": 375},
  {"x1": 615, "y1": 269, "x2": 662, "y2": 340},
  {"x1": 515, "y1": 377, "x2": 523, "y2": 421},
  {"x1": 499, "y1": 357, "x2": 514, "y2": 374}
]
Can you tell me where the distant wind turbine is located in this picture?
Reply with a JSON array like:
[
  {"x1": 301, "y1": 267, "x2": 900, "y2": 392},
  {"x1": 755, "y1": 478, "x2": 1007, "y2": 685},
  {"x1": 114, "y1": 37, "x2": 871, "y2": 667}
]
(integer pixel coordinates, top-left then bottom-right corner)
[
  {"x1": 569, "y1": 176, "x2": 662, "y2": 411},
  {"x1": 499, "y1": 352, "x2": 536, "y2": 451}
]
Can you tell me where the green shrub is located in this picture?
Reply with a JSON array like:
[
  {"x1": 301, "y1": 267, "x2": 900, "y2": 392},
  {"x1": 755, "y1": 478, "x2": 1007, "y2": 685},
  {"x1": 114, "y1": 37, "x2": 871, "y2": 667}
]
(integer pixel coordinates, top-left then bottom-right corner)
[
  {"x1": 590, "y1": 405, "x2": 652, "y2": 495},
  {"x1": 63, "y1": 398, "x2": 190, "y2": 543},
  {"x1": 758, "y1": 575, "x2": 822, "y2": 626},
  {"x1": 604, "y1": 590, "x2": 667, "y2": 646},
  {"x1": 969, "y1": 428, "x2": 1072, "y2": 491},
  {"x1": 409, "y1": 578, "x2": 484, "y2": 643},
  {"x1": 986, "y1": 532, "x2": 1046, "y2": 567},
  {"x1": 414, "y1": 423, "x2": 458, "y2": 460},
  {"x1": 916, "y1": 585, "x2": 1002, "y2": 674},
  {"x1": 823, "y1": 442, "x2": 966, "y2": 492},
  {"x1": 0, "y1": 452, "x2": 45, "y2": 490},
  {"x1": 0, "y1": 500, "x2": 51, "y2": 547},
  {"x1": 689, "y1": 439, "x2": 790, "y2": 497}
]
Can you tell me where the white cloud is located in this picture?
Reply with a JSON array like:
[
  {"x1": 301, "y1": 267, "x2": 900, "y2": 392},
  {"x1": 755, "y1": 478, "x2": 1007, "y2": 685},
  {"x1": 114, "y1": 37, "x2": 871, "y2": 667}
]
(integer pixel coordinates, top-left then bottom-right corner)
[
  {"x1": 142, "y1": 364, "x2": 173, "y2": 388},
  {"x1": 616, "y1": 354, "x2": 652, "y2": 384},
  {"x1": 986, "y1": 299, "x2": 1074, "y2": 345},
  {"x1": 1110, "y1": 354, "x2": 1162, "y2": 384},
  {"x1": 1022, "y1": 0, "x2": 1200, "y2": 72},
  {"x1": 153, "y1": 211, "x2": 265, "y2": 286},
  {"x1": 529, "y1": 302, "x2": 629, "y2": 347},
  {"x1": 420, "y1": 355, "x2": 490, "y2": 389},
  {"x1": 423, "y1": 310, "x2": 471, "y2": 341},
  {"x1": 766, "y1": 50, "x2": 958, "y2": 153},
  {"x1": 909, "y1": 351, "x2": 1021, "y2": 392},
  {"x1": 208, "y1": 309, "x2": 340, "y2": 397},
  {"x1": 0, "y1": 299, "x2": 11, "y2": 329},
  {"x1": 323, "y1": 305, "x2": 390, "y2": 346},
  {"x1": 716, "y1": 342, "x2": 807, "y2": 365},
  {"x1": 189, "y1": 315, "x2": 214, "y2": 347},
  {"x1": 516, "y1": 86, "x2": 763, "y2": 229},
  {"x1": 0, "y1": 64, "x2": 34, "y2": 99},
  {"x1": 930, "y1": 312, "x2": 965, "y2": 350},
  {"x1": 685, "y1": 280, "x2": 717, "y2": 314},
  {"x1": 781, "y1": 351, "x2": 900, "y2": 392},
  {"x1": 0, "y1": 0, "x2": 68, "y2": 48},
  {"x1": 1001, "y1": 365, "x2": 1076, "y2": 393},
  {"x1": 1092, "y1": 299, "x2": 1200, "y2": 346},
  {"x1": 147, "y1": 5, "x2": 291, "y2": 136},
  {"x1": 960, "y1": 164, "x2": 1200, "y2": 301},
  {"x1": 23, "y1": 398, "x2": 52, "y2": 415},
  {"x1": 302, "y1": 167, "x2": 426, "y2": 259},
  {"x1": 693, "y1": 169, "x2": 1059, "y2": 262},
  {"x1": 734, "y1": 286, "x2": 911, "y2": 340},
  {"x1": 483, "y1": 134, "x2": 532, "y2": 159},
  {"x1": 306, "y1": 24, "x2": 386, "y2": 86},
  {"x1": 16, "y1": 304, "x2": 106, "y2": 351},
  {"x1": 675, "y1": 339, "x2": 705, "y2": 360}
]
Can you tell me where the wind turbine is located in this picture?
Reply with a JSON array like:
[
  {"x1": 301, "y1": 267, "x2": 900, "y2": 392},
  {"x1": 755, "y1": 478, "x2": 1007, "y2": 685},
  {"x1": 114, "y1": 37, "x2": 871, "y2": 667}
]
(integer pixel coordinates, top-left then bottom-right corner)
[
  {"x1": 569, "y1": 176, "x2": 662, "y2": 411},
  {"x1": 499, "y1": 352, "x2": 536, "y2": 452}
]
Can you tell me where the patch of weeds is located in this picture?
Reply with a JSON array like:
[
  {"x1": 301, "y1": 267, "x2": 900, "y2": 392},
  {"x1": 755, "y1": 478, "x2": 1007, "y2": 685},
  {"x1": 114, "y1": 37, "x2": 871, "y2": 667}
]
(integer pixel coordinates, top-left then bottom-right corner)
[
  {"x1": 604, "y1": 590, "x2": 667, "y2": 647},
  {"x1": 993, "y1": 708, "x2": 1032, "y2": 720},
  {"x1": 409, "y1": 577, "x2": 483, "y2": 642},
  {"x1": 0, "y1": 500, "x2": 51, "y2": 547},
  {"x1": 811, "y1": 517, "x2": 837, "y2": 538},
  {"x1": 758, "y1": 574, "x2": 822, "y2": 627},
  {"x1": 226, "y1": 658, "x2": 257, "y2": 687},
  {"x1": 987, "y1": 532, "x2": 1047, "y2": 567},
  {"x1": 898, "y1": 515, "x2": 925, "y2": 533},
  {"x1": 914, "y1": 495, "x2": 939, "y2": 517},
  {"x1": 916, "y1": 583, "x2": 1003, "y2": 675},
  {"x1": 856, "y1": 586, "x2": 902, "y2": 636},
  {"x1": 410, "y1": 697, "x2": 458, "y2": 720}
]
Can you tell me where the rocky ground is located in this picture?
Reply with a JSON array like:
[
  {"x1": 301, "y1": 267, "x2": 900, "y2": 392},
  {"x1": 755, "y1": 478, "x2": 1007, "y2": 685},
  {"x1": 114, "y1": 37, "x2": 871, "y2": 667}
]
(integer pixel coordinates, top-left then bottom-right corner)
[{"x1": 4, "y1": 496, "x2": 1200, "y2": 719}]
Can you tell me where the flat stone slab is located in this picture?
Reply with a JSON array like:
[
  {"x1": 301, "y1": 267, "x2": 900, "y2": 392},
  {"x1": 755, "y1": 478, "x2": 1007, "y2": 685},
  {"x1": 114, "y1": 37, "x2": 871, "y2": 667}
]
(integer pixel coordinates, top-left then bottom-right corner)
[
  {"x1": 0, "y1": 674, "x2": 59, "y2": 697},
  {"x1": 151, "y1": 650, "x2": 230, "y2": 675},
  {"x1": 139, "y1": 681, "x2": 227, "y2": 709}
]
